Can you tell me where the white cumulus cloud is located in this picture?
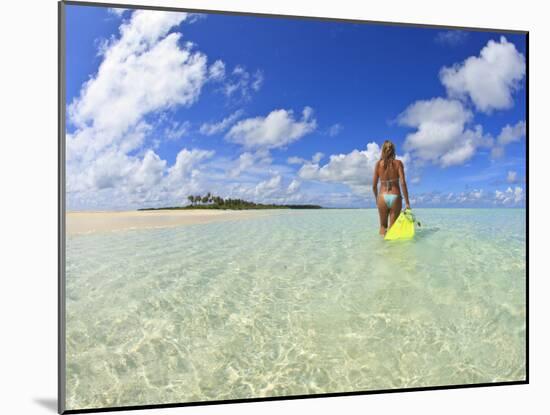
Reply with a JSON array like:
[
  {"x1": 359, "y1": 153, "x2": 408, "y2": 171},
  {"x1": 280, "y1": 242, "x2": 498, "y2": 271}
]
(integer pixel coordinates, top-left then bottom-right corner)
[
  {"x1": 498, "y1": 120, "x2": 527, "y2": 145},
  {"x1": 298, "y1": 142, "x2": 409, "y2": 197},
  {"x1": 410, "y1": 187, "x2": 525, "y2": 207},
  {"x1": 399, "y1": 97, "x2": 492, "y2": 167},
  {"x1": 166, "y1": 148, "x2": 214, "y2": 184},
  {"x1": 228, "y1": 150, "x2": 272, "y2": 178},
  {"x1": 288, "y1": 152, "x2": 324, "y2": 165},
  {"x1": 495, "y1": 186, "x2": 524, "y2": 204},
  {"x1": 287, "y1": 179, "x2": 301, "y2": 194},
  {"x1": 65, "y1": 10, "x2": 223, "y2": 209},
  {"x1": 222, "y1": 65, "x2": 264, "y2": 101},
  {"x1": 199, "y1": 110, "x2": 244, "y2": 136},
  {"x1": 164, "y1": 120, "x2": 191, "y2": 140},
  {"x1": 254, "y1": 175, "x2": 283, "y2": 198},
  {"x1": 491, "y1": 120, "x2": 526, "y2": 158},
  {"x1": 208, "y1": 59, "x2": 225, "y2": 81},
  {"x1": 440, "y1": 36, "x2": 526, "y2": 113},
  {"x1": 68, "y1": 10, "x2": 208, "y2": 164},
  {"x1": 108, "y1": 8, "x2": 128, "y2": 17},
  {"x1": 226, "y1": 107, "x2": 317, "y2": 150}
]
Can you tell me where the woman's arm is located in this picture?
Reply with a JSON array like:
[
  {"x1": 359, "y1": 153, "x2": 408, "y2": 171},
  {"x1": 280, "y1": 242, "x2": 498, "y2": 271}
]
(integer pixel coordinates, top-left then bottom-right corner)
[
  {"x1": 398, "y1": 160, "x2": 411, "y2": 209},
  {"x1": 372, "y1": 161, "x2": 379, "y2": 200}
]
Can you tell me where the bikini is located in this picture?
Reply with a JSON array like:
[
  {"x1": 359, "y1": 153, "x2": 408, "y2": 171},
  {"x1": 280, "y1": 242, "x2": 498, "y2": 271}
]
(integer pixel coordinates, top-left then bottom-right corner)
[
  {"x1": 383, "y1": 194, "x2": 399, "y2": 208},
  {"x1": 380, "y1": 178, "x2": 401, "y2": 208}
]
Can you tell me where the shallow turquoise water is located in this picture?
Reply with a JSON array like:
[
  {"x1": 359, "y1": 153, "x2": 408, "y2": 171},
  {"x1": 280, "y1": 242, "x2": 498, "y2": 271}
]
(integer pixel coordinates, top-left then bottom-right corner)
[{"x1": 65, "y1": 209, "x2": 526, "y2": 410}]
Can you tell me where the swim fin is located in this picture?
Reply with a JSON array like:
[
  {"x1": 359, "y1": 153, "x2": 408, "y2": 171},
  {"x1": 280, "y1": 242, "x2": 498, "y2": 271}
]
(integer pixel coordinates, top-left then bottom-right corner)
[{"x1": 384, "y1": 208, "x2": 415, "y2": 241}]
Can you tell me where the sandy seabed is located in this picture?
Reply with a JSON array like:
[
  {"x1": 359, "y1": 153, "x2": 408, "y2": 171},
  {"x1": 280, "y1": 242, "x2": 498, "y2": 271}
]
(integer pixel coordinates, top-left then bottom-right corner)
[
  {"x1": 66, "y1": 209, "x2": 277, "y2": 235},
  {"x1": 64, "y1": 208, "x2": 526, "y2": 409}
]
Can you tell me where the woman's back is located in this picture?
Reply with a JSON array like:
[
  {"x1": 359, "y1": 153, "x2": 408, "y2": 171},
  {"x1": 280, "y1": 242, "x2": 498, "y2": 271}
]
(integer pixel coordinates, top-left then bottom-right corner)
[
  {"x1": 378, "y1": 159, "x2": 401, "y2": 193},
  {"x1": 378, "y1": 159, "x2": 400, "y2": 181}
]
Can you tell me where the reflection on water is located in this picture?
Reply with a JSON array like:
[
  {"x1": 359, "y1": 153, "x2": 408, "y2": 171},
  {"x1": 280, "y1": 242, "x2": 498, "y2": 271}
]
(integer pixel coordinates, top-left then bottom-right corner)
[{"x1": 65, "y1": 209, "x2": 526, "y2": 410}]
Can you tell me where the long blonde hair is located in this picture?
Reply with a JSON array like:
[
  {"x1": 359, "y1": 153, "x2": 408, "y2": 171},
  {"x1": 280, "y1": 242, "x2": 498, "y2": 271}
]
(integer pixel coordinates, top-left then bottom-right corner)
[{"x1": 380, "y1": 140, "x2": 396, "y2": 172}]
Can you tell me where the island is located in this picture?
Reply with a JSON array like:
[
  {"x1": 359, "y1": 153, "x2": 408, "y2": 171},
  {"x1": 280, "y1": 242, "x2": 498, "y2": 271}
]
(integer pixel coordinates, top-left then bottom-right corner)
[{"x1": 138, "y1": 193, "x2": 322, "y2": 211}]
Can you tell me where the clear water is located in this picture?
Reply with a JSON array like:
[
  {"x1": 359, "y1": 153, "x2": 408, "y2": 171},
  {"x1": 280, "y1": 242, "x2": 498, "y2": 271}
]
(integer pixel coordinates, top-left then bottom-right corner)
[{"x1": 65, "y1": 209, "x2": 526, "y2": 410}]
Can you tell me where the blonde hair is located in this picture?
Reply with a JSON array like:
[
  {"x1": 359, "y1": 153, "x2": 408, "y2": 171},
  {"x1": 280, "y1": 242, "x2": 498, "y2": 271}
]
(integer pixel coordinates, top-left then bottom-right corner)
[{"x1": 380, "y1": 140, "x2": 396, "y2": 171}]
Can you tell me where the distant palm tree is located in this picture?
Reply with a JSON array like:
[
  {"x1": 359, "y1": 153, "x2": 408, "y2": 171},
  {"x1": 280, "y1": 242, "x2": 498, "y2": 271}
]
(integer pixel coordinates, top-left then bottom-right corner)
[{"x1": 187, "y1": 195, "x2": 194, "y2": 206}]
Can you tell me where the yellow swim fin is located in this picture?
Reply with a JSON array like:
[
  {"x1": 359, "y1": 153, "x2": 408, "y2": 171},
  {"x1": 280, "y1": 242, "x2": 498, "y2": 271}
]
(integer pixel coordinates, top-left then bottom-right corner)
[{"x1": 385, "y1": 208, "x2": 415, "y2": 241}]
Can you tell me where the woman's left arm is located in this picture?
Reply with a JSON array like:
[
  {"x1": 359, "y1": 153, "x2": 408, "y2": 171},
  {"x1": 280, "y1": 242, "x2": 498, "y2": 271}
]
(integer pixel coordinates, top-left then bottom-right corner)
[{"x1": 398, "y1": 160, "x2": 410, "y2": 209}]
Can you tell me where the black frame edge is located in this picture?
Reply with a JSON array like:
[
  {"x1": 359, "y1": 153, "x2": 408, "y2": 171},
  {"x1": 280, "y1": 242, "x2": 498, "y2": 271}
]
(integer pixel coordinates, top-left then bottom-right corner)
[
  {"x1": 525, "y1": 31, "x2": 529, "y2": 385},
  {"x1": 58, "y1": 1, "x2": 67, "y2": 414},
  {"x1": 62, "y1": 381, "x2": 528, "y2": 414}
]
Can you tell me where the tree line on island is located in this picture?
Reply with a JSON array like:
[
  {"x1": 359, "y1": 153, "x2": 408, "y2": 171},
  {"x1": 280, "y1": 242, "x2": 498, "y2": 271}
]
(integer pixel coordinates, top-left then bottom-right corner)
[{"x1": 138, "y1": 192, "x2": 322, "y2": 211}]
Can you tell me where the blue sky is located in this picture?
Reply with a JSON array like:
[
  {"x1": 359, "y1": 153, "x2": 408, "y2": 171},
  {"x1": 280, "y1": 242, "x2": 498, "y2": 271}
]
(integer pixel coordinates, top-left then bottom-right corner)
[{"x1": 65, "y1": 5, "x2": 527, "y2": 210}]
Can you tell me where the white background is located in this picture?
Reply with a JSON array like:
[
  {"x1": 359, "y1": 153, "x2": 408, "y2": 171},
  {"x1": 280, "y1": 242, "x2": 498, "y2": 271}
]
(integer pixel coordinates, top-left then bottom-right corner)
[{"x1": 0, "y1": 0, "x2": 546, "y2": 414}]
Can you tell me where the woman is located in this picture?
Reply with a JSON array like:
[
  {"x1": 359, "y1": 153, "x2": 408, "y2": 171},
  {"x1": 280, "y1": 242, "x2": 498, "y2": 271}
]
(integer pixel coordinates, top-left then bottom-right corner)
[{"x1": 372, "y1": 140, "x2": 411, "y2": 235}]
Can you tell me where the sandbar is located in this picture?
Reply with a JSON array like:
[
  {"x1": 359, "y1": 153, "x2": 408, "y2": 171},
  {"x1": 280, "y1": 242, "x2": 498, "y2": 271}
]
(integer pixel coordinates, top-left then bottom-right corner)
[{"x1": 66, "y1": 209, "x2": 279, "y2": 235}]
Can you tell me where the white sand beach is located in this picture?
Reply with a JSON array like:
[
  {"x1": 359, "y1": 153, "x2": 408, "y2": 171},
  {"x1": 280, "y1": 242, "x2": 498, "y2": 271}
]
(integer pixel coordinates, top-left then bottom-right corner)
[{"x1": 66, "y1": 209, "x2": 277, "y2": 235}]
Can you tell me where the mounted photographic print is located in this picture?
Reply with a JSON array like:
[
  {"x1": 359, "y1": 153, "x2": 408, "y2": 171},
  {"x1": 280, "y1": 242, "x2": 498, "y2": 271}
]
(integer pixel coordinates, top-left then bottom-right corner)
[{"x1": 59, "y1": 1, "x2": 528, "y2": 413}]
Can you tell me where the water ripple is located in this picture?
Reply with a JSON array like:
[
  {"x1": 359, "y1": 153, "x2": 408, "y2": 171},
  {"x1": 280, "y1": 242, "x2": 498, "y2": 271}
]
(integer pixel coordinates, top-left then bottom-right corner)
[{"x1": 65, "y1": 209, "x2": 526, "y2": 409}]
